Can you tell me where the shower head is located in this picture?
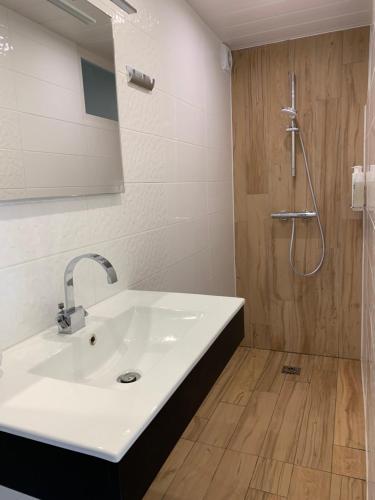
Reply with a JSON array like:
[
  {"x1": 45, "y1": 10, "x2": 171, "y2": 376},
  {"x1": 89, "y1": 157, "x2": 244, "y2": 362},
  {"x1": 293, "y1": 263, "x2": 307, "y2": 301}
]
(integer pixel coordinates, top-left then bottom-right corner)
[{"x1": 281, "y1": 107, "x2": 297, "y2": 119}]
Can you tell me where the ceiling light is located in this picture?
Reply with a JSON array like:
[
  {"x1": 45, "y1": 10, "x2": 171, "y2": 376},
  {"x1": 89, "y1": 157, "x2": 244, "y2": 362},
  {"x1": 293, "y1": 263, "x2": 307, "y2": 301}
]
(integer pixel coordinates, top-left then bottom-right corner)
[
  {"x1": 46, "y1": 0, "x2": 97, "y2": 25},
  {"x1": 110, "y1": 0, "x2": 137, "y2": 15}
]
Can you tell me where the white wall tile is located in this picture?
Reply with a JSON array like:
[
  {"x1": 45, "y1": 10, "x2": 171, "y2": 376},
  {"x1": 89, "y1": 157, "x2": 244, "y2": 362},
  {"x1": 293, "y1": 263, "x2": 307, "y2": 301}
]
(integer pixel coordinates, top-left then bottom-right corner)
[
  {"x1": 0, "y1": 67, "x2": 16, "y2": 109},
  {"x1": 0, "y1": 150, "x2": 24, "y2": 188},
  {"x1": 120, "y1": 129, "x2": 175, "y2": 182},
  {"x1": 86, "y1": 183, "x2": 170, "y2": 242},
  {"x1": 0, "y1": 108, "x2": 21, "y2": 150},
  {"x1": 118, "y1": 74, "x2": 175, "y2": 138},
  {"x1": 0, "y1": 198, "x2": 90, "y2": 268},
  {"x1": 207, "y1": 180, "x2": 233, "y2": 214},
  {"x1": 133, "y1": 248, "x2": 213, "y2": 295},
  {"x1": 166, "y1": 182, "x2": 207, "y2": 223},
  {"x1": 175, "y1": 99, "x2": 205, "y2": 145},
  {"x1": 175, "y1": 142, "x2": 206, "y2": 182},
  {"x1": 0, "y1": 0, "x2": 235, "y2": 361},
  {"x1": 206, "y1": 147, "x2": 232, "y2": 181}
]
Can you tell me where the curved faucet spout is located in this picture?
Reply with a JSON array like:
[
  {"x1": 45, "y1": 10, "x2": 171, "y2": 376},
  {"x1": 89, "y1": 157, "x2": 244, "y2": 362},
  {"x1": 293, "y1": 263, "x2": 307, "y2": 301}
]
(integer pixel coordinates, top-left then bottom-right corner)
[{"x1": 64, "y1": 253, "x2": 118, "y2": 311}]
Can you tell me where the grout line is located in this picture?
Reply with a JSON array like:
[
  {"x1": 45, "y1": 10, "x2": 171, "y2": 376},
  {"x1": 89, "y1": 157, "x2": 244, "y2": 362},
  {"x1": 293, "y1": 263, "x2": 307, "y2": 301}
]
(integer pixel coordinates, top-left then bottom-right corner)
[
  {"x1": 243, "y1": 455, "x2": 261, "y2": 500},
  {"x1": 331, "y1": 359, "x2": 340, "y2": 483},
  {"x1": 250, "y1": 345, "x2": 361, "y2": 362}
]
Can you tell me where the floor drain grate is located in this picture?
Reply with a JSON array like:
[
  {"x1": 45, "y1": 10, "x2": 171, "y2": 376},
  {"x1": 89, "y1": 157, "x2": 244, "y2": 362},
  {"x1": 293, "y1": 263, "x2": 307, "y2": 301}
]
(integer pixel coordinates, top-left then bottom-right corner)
[{"x1": 282, "y1": 365, "x2": 301, "y2": 375}]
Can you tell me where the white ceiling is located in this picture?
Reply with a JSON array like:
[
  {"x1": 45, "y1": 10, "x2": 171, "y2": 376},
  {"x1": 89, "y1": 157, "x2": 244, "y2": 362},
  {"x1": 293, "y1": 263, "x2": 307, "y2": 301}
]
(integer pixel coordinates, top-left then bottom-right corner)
[{"x1": 187, "y1": 0, "x2": 372, "y2": 50}]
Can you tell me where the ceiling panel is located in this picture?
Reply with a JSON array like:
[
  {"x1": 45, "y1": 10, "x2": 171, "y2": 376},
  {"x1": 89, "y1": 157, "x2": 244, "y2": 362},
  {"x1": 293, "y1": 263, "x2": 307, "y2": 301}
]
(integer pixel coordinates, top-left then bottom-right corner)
[{"x1": 187, "y1": 0, "x2": 372, "y2": 49}]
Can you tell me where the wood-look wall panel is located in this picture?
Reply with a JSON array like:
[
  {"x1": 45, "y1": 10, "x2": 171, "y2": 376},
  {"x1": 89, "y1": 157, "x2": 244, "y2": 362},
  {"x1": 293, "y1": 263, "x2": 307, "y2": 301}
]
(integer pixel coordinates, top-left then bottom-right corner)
[
  {"x1": 250, "y1": 323, "x2": 272, "y2": 350},
  {"x1": 343, "y1": 26, "x2": 370, "y2": 64},
  {"x1": 232, "y1": 27, "x2": 369, "y2": 358},
  {"x1": 247, "y1": 195, "x2": 271, "y2": 325},
  {"x1": 232, "y1": 49, "x2": 250, "y2": 223},
  {"x1": 247, "y1": 47, "x2": 269, "y2": 195},
  {"x1": 268, "y1": 42, "x2": 291, "y2": 214},
  {"x1": 235, "y1": 221, "x2": 251, "y2": 345},
  {"x1": 314, "y1": 32, "x2": 343, "y2": 100}
]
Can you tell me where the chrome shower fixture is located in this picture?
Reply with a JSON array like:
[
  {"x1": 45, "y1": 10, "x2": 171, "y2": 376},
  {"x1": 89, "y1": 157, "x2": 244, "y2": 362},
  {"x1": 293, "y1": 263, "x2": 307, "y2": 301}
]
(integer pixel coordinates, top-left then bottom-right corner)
[
  {"x1": 110, "y1": 0, "x2": 137, "y2": 14},
  {"x1": 281, "y1": 107, "x2": 297, "y2": 120},
  {"x1": 281, "y1": 73, "x2": 298, "y2": 177},
  {"x1": 46, "y1": 0, "x2": 96, "y2": 24},
  {"x1": 272, "y1": 72, "x2": 325, "y2": 277}
]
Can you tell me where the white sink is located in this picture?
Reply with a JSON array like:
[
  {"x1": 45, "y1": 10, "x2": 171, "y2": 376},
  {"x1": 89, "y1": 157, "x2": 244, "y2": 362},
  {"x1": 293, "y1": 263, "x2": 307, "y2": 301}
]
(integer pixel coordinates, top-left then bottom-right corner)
[
  {"x1": 0, "y1": 290, "x2": 244, "y2": 462},
  {"x1": 31, "y1": 306, "x2": 203, "y2": 388}
]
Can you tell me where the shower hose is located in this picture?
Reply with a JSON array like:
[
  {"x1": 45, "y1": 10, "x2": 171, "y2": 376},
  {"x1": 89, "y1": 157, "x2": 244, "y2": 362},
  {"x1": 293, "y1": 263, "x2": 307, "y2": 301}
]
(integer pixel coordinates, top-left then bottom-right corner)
[{"x1": 289, "y1": 127, "x2": 325, "y2": 277}]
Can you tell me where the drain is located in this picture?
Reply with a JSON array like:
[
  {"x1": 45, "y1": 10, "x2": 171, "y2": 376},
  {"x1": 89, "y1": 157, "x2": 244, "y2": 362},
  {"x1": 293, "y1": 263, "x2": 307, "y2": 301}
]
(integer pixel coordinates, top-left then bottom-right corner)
[
  {"x1": 282, "y1": 365, "x2": 301, "y2": 375},
  {"x1": 117, "y1": 372, "x2": 141, "y2": 384}
]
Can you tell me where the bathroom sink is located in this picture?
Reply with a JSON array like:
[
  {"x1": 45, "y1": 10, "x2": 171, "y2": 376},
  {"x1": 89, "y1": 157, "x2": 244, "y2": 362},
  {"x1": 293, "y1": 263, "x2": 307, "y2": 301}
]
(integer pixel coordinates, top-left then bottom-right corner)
[
  {"x1": 0, "y1": 290, "x2": 244, "y2": 462},
  {"x1": 31, "y1": 306, "x2": 203, "y2": 388}
]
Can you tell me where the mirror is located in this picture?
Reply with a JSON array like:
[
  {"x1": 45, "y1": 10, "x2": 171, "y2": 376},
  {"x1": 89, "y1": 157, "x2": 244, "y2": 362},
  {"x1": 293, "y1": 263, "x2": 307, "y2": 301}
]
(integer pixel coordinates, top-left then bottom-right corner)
[{"x1": 0, "y1": 0, "x2": 124, "y2": 201}]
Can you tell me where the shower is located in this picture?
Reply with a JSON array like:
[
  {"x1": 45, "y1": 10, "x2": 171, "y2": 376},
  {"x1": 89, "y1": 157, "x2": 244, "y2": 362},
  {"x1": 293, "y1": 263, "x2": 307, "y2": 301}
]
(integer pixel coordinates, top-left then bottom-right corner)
[{"x1": 271, "y1": 73, "x2": 325, "y2": 277}]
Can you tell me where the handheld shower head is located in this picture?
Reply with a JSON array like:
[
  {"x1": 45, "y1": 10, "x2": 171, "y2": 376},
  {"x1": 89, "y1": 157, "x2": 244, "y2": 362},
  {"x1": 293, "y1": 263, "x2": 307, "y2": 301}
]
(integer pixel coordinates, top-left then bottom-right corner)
[{"x1": 281, "y1": 107, "x2": 297, "y2": 119}]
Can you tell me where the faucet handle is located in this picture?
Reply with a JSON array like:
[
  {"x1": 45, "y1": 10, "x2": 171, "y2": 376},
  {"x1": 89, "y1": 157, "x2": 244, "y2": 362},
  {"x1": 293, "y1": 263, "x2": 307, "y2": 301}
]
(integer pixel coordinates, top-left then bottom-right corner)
[{"x1": 56, "y1": 303, "x2": 70, "y2": 332}]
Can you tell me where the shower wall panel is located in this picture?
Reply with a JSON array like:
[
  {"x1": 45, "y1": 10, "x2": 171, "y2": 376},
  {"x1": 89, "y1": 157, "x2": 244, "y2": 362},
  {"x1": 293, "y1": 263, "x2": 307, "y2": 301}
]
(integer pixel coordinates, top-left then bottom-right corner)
[{"x1": 232, "y1": 27, "x2": 369, "y2": 358}]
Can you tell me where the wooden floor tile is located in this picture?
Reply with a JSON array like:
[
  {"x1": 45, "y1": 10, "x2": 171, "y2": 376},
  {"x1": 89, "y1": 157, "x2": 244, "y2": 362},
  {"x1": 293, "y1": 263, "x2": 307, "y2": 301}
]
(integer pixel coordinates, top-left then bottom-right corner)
[
  {"x1": 217, "y1": 347, "x2": 250, "y2": 387},
  {"x1": 198, "y1": 348, "x2": 249, "y2": 419},
  {"x1": 250, "y1": 457, "x2": 293, "y2": 497},
  {"x1": 198, "y1": 383, "x2": 229, "y2": 420},
  {"x1": 255, "y1": 351, "x2": 287, "y2": 394},
  {"x1": 182, "y1": 415, "x2": 208, "y2": 441},
  {"x1": 261, "y1": 381, "x2": 309, "y2": 462},
  {"x1": 204, "y1": 449, "x2": 258, "y2": 500},
  {"x1": 146, "y1": 350, "x2": 366, "y2": 500},
  {"x1": 295, "y1": 356, "x2": 338, "y2": 471},
  {"x1": 229, "y1": 391, "x2": 278, "y2": 455},
  {"x1": 246, "y1": 491, "x2": 284, "y2": 500},
  {"x1": 199, "y1": 402, "x2": 244, "y2": 448},
  {"x1": 332, "y1": 446, "x2": 366, "y2": 480},
  {"x1": 164, "y1": 442, "x2": 224, "y2": 500},
  {"x1": 288, "y1": 466, "x2": 331, "y2": 500},
  {"x1": 330, "y1": 474, "x2": 366, "y2": 500},
  {"x1": 222, "y1": 349, "x2": 269, "y2": 405},
  {"x1": 335, "y1": 359, "x2": 365, "y2": 450},
  {"x1": 143, "y1": 439, "x2": 194, "y2": 499}
]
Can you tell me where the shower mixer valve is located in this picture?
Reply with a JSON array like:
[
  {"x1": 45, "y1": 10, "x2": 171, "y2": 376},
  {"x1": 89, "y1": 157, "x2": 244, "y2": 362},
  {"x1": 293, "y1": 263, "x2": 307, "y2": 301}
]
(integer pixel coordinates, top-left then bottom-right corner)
[{"x1": 271, "y1": 211, "x2": 317, "y2": 220}]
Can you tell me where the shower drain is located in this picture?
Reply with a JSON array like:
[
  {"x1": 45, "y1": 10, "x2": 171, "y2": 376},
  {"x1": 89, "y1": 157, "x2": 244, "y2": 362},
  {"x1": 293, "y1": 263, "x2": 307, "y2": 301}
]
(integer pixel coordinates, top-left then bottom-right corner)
[
  {"x1": 117, "y1": 371, "x2": 141, "y2": 384},
  {"x1": 281, "y1": 365, "x2": 301, "y2": 375}
]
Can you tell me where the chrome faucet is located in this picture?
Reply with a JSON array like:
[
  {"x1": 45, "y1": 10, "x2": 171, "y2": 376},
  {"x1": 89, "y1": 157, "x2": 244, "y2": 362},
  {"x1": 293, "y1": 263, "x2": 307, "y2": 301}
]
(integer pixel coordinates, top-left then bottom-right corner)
[{"x1": 57, "y1": 253, "x2": 118, "y2": 334}]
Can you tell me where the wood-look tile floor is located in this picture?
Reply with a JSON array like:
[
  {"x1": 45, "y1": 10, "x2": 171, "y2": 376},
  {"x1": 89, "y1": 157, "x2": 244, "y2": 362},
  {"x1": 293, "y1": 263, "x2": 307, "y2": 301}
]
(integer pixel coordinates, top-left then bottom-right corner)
[{"x1": 143, "y1": 348, "x2": 366, "y2": 500}]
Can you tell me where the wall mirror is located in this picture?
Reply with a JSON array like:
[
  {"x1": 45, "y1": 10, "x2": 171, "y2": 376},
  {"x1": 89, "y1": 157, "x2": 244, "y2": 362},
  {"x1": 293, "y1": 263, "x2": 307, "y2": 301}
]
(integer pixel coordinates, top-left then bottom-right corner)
[{"x1": 0, "y1": 0, "x2": 124, "y2": 201}]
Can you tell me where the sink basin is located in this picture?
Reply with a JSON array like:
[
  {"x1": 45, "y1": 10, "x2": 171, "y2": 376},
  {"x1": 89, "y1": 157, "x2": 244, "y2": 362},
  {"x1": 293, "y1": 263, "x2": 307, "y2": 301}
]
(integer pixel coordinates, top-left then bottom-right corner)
[
  {"x1": 0, "y1": 290, "x2": 244, "y2": 462},
  {"x1": 31, "y1": 306, "x2": 203, "y2": 388}
]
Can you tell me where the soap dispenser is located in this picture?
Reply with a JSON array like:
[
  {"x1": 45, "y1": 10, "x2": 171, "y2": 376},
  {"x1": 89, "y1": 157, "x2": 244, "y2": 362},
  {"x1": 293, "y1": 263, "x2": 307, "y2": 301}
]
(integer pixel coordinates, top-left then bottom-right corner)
[{"x1": 352, "y1": 165, "x2": 365, "y2": 211}]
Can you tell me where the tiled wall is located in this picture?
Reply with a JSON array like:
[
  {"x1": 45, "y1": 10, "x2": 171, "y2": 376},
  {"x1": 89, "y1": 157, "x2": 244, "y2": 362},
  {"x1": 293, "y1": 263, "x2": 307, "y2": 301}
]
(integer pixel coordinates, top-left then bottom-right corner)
[
  {"x1": 363, "y1": 1, "x2": 375, "y2": 498},
  {"x1": 0, "y1": 0, "x2": 235, "y2": 354},
  {"x1": 233, "y1": 28, "x2": 368, "y2": 357},
  {"x1": 0, "y1": 5, "x2": 123, "y2": 199}
]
